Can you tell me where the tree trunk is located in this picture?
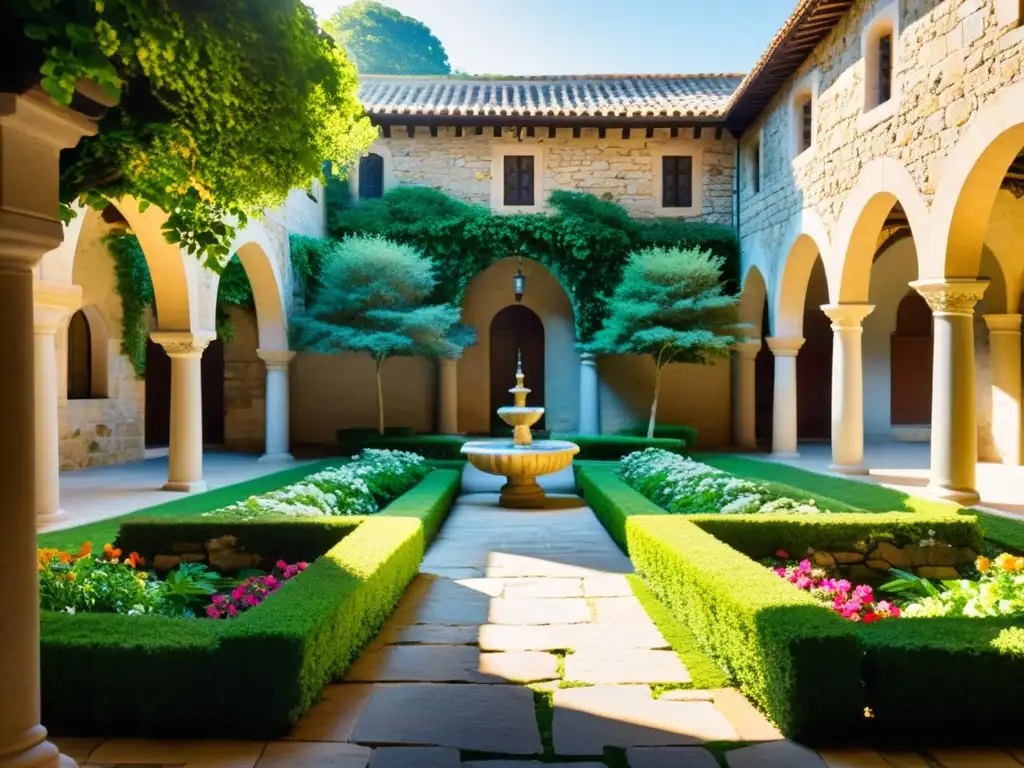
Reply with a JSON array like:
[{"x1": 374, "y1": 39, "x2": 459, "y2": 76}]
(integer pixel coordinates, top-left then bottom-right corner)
[
  {"x1": 376, "y1": 358, "x2": 385, "y2": 436},
  {"x1": 647, "y1": 364, "x2": 663, "y2": 439}
]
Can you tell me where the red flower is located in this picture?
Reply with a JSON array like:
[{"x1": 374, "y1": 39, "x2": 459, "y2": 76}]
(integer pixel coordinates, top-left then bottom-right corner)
[{"x1": 775, "y1": 550, "x2": 789, "y2": 559}]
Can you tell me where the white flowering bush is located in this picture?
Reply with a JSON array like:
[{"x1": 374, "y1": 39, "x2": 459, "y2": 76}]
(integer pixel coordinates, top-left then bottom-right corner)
[
  {"x1": 619, "y1": 449, "x2": 826, "y2": 515},
  {"x1": 211, "y1": 449, "x2": 427, "y2": 519}
]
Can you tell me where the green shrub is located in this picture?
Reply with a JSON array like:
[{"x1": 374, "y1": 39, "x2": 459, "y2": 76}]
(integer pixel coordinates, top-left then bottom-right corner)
[
  {"x1": 337, "y1": 434, "x2": 468, "y2": 459},
  {"x1": 40, "y1": 469, "x2": 461, "y2": 737},
  {"x1": 576, "y1": 464, "x2": 665, "y2": 552},
  {"x1": 628, "y1": 516, "x2": 864, "y2": 742},
  {"x1": 553, "y1": 435, "x2": 685, "y2": 459},
  {"x1": 858, "y1": 618, "x2": 1024, "y2": 740},
  {"x1": 971, "y1": 510, "x2": 1024, "y2": 555},
  {"x1": 615, "y1": 423, "x2": 699, "y2": 448}
]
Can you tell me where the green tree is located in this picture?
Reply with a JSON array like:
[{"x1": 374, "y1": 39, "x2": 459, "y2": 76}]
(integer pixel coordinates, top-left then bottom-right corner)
[
  {"x1": 587, "y1": 246, "x2": 739, "y2": 438},
  {"x1": 291, "y1": 235, "x2": 473, "y2": 434},
  {"x1": 325, "y1": 0, "x2": 450, "y2": 75},
  {"x1": 6, "y1": 0, "x2": 376, "y2": 268}
]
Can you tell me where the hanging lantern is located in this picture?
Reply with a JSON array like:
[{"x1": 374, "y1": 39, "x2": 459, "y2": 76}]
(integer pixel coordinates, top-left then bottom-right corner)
[{"x1": 513, "y1": 253, "x2": 526, "y2": 303}]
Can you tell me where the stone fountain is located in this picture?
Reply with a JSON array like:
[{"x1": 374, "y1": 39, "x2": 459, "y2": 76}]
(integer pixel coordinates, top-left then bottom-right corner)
[{"x1": 461, "y1": 351, "x2": 580, "y2": 508}]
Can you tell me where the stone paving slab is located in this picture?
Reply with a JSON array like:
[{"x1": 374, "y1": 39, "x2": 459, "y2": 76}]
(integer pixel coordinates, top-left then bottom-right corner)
[
  {"x1": 256, "y1": 742, "x2": 371, "y2": 768},
  {"x1": 552, "y1": 685, "x2": 738, "y2": 754},
  {"x1": 818, "y1": 749, "x2": 897, "y2": 767},
  {"x1": 928, "y1": 749, "x2": 1024, "y2": 767},
  {"x1": 350, "y1": 683, "x2": 542, "y2": 754},
  {"x1": 88, "y1": 740, "x2": 265, "y2": 768},
  {"x1": 53, "y1": 738, "x2": 106, "y2": 764},
  {"x1": 463, "y1": 763, "x2": 606, "y2": 768},
  {"x1": 626, "y1": 746, "x2": 721, "y2": 768},
  {"x1": 592, "y1": 597, "x2": 657, "y2": 624},
  {"x1": 706, "y1": 688, "x2": 783, "y2": 742},
  {"x1": 877, "y1": 753, "x2": 930, "y2": 768},
  {"x1": 487, "y1": 597, "x2": 593, "y2": 625},
  {"x1": 345, "y1": 645, "x2": 558, "y2": 683},
  {"x1": 367, "y1": 747, "x2": 460, "y2": 768},
  {"x1": 477, "y1": 622, "x2": 669, "y2": 651},
  {"x1": 286, "y1": 684, "x2": 377, "y2": 742},
  {"x1": 502, "y1": 577, "x2": 584, "y2": 598},
  {"x1": 563, "y1": 649, "x2": 690, "y2": 684},
  {"x1": 725, "y1": 741, "x2": 827, "y2": 768},
  {"x1": 583, "y1": 574, "x2": 634, "y2": 597},
  {"x1": 377, "y1": 624, "x2": 481, "y2": 646}
]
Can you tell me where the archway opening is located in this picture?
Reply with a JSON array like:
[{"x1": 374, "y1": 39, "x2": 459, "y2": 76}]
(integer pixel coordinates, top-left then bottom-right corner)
[
  {"x1": 67, "y1": 309, "x2": 92, "y2": 400},
  {"x1": 490, "y1": 304, "x2": 545, "y2": 435},
  {"x1": 797, "y1": 257, "x2": 832, "y2": 440},
  {"x1": 890, "y1": 290, "x2": 932, "y2": 428}
]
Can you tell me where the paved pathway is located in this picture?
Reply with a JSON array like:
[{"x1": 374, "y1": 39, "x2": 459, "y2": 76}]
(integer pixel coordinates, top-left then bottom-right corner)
[{"x1": 61, "y1": 466, "x2": 1024, "y2": 767}]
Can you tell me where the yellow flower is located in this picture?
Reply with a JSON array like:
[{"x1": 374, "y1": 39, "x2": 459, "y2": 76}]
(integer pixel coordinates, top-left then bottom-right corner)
[
  {"x1": 1015, "y1": 558, "x2": 1024, "y2": 572},
  {"x1": 996, "y1": 553, "x2": 1017, "y2": 572},
  {"x1": 977, "y1": 556, "x2": 991, "y2": 573},
  {"x1": 65, "y1": 572, "x2": 77, "y2": 582}
]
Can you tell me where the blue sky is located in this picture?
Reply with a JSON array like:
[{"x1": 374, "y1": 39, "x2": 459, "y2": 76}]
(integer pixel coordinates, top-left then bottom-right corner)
[{"x1": 306, "y1": 0, "x2": 798, "y2": 76}]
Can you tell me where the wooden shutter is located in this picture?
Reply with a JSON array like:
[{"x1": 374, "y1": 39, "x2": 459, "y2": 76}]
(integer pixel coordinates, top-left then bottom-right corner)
[
  {"x1": 662, "y1": 156, "x2": 693, "y2": 208},
  {"x1": 358, "y1": 153, "x2": 384, "y2": 199},
  {"x1": 67, "y1": 310, "x2": 91, "y2": 400},
  {"x1": 503, "y1": 156, "x2": 535, "y2": 206},
  {"x1": 878, "y1": 34, "x2": 893, "y2": 104}
]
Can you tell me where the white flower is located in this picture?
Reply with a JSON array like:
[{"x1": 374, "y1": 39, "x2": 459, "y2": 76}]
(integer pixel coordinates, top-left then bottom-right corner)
[{"x1": 64, "y1": 606, "x2": 76, "y2": 615}]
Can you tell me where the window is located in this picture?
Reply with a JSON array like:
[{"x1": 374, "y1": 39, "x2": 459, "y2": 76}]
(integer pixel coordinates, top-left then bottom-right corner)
[
  {"x1": 877, "y1": 33, "x2": 893, "y2": 105},
  {"x1": 794, "y1": 94, "x2": 814, "y2": 155},
  {"x1": 358, "y1": 153, "x2": 384, "y2": 199},
  {"x1": 661, "y1": 156, "x2": 693, "y2": 208},
  {"x1": 503, "y1": 155, "x2": 535, "y2": 206},
  {"x1": 751, "y1": 139, "x2": 761, "y2": 195},
  {"x1": 67, "y1": 310, "x2": 92, "y2": 400}
]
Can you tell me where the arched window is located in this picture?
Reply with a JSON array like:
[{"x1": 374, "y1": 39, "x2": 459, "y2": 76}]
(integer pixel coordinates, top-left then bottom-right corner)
[
  {"x1": 67, "y1": 310, "x2": 92, "y2": 400},
  {"x1": 358, "y1": 153, "x2": 384, "y2": 199},
  {"x1": 862, "y1": 2, "x2": 899, "y2": 115}
]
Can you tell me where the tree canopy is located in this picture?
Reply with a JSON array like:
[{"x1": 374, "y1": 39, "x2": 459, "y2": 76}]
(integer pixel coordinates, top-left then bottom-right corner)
[
  {"x1": 6, "y1": 0, "x2": 376, "y2": 268},
  {"x1": 291, "y1": 234, "x2": 473, "y2": 433},
  {"x1": 587, "y1": 246, "x2": 739, "y2": 437},
  {"x1": 325, "y1": 0, "x2": 450, "y2": 75}
]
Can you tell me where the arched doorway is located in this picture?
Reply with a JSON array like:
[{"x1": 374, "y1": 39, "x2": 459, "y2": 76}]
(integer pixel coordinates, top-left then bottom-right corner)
[
  {"x1": 890, "y1": 290, "x2": 933, "y2": 427},
  {"x1": 490, "y1": 304, "x2": 544, "y2": 434}
]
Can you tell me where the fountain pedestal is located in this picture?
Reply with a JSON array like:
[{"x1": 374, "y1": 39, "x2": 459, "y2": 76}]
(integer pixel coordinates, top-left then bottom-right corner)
[{"x1": 461, "y1": 352, "x2": 579, "y2": 509}]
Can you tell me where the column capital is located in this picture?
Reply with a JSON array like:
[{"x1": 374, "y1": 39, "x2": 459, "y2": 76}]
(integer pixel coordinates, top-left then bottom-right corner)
[
  {"x1": 33, "y1": 278, "x2": 82, "y2": 333},
  {"x1": 732, "y1": 339, "x2": 762, "y2": 360},
  {"x1": 766, "y1": 336, "x2": 805, "y2": 357},
  {"x1": 1, "y1": 89, "x2": 97, "y2": 267},
  {"x1": 580, "y1": 351, "x2": 598, "y2": 366},
  {"x1": 983, "y1": 313, "x2": 1023, "y2": 335},
  {"x1": 152, "y1": 330, "x2": 216, "y2": 358},
  {"x1": 910, "y1": 278, "x2": 988, "y2": 316},
  {"x1": 257, "y1": 348, "x2": 297, "y2": 369},
  {"x1": 821, "y1": 303, "x2": 875, "y2": 329}
]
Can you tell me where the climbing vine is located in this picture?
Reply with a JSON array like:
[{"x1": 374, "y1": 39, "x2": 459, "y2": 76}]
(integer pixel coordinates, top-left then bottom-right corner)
[
  {"x1": 6, "y1": 0, "x2": 375, "y2": 269},
  {"x1": 323, "y1": 187, "x2": 739, "y2": 341}
]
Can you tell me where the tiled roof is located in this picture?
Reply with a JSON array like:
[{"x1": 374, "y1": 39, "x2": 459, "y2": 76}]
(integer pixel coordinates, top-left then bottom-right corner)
[{"x1": 358, "y1": 74, "x2": 745, "y2": 121}]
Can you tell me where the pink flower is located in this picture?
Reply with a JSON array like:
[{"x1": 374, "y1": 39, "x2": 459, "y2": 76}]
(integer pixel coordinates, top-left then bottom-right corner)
[
  {"x1": 246, "y1": 593, "x2": 260, "y2": 607},
  {"x1": 297, "y1": 562, "x2": 308, "y2": 571},
  {"x1": 231, "y1": 586, "x2": 246, "y2": 601},
  {"x1": 206, "y1": 605, "x2": 223, "y2": 619},
  {"x1": 276, "y1": 559, "x2": 288, "y2": 570},
  {"x1": 795, "y1": 576, "x2": 812, "y2": 590},
  {"x1": 835, "y1": 579, "x2": 851, "y2": 593},
  {"x1": 227, "y1": 604, "x2": 238, "y2": 617},
  {"x1": 265, "y1": 575, "x2": 280, "y2": 589},
  {"x1": 798, "y1": 559, "x2": 812, "y2": 573},
  {"x1": 212, "y1": 595, "x2": 227, "y2": 605}
]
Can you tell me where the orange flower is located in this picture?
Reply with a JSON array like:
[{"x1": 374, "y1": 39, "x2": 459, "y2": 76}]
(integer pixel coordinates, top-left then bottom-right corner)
[
  {"x1": 102, "y1": 543, "x2": 122, "y2": 560},
  {"x1": 995, "y1": 553, "x2": 1017, "y2": 572},
  {"x1": 65, "y1": 572, "x2": 77, "y2": 582},
  {"x1": 58, "y1": 551, "x2": 73, "y2": 564},
  {"x1": 976, "y1": 556, "x2": 991, "y2": 573},
  {"x1": 1016, "y1": 558, "x2": 1024, "y2": 572},
  {"x1": 125, "y1": 552, "x2": 144, "y2": 569},
  {"x1": 77, "y1": 541, "x2": 92, "y2": 559}
]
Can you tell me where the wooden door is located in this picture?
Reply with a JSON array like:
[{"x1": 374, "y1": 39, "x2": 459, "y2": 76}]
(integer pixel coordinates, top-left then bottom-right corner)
[
  {"x1": 490, "y1": 305, "x2": 545, "y2": 435},
  {"x1": 796, "y1": 307, "x2": 832, "y2": 440},
  {"x1": 891, "y1": 291, "x2": 933, "y2": 425}
]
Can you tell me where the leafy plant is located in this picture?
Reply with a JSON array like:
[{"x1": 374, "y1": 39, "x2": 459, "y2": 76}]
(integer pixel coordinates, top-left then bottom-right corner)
[
  {"x1": 877, "y1": 568, "x2": 947, "y2": 600},
  {"x1": 885, "y1": 554, "x2": 1024, "y2": 618},
  {"x1": 154, "y1": 563, "x2": 223, "y2": 618},
  {"x1": 325, "y1": 0, "x2": 451, "y2": 75},
  {"x1": 38, "y1": 541, "x2": 155, "y2": 615}
]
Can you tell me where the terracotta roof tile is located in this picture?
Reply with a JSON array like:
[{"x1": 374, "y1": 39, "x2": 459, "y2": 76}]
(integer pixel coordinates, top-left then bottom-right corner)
[{"x1": 358, "y1": 74, "x2": 745, "y2": 121}]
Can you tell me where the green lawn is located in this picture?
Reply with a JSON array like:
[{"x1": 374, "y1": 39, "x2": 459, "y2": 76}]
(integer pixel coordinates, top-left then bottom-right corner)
[{"x1": 38, "y1": 459, "x2": 342, "y2": 552}]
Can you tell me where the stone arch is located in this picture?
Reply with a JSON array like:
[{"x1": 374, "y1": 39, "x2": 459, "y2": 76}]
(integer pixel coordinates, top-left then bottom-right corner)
[
  {"x1": 771, "y1": 208, "x2": 830, "y2": 337},
  {"x1": 75, "y1": 304, "x2": 110, "y2": 397},
  {"x1": 829, "y1": 157, "x2": 930, "y2": 303},
  {"x1": 930, "y1": 79, "x2": 1024, "y2": 280},
  {"x1": 459, "y1": 257, "x2": 577, "y2": 434},
  {"x1": 739, "y1": 263, "x2": 768, "y2": 336}
]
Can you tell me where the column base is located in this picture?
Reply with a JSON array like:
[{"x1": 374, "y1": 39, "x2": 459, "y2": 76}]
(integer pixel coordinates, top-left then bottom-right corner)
[
  {"x1": 162, "y1": 479, "x2": 208, "y2": 493},
  {"x1": 829, "y1": 463, "x2": 868, "y2": 475},
  {"x1": 771, "y1": 451, "x2": 801, "y2": 460},
  {"x1": 926, "y1": 483, "x2": 981, "y2": 505},
  {"x1": 0, "y1": 737, "x2": 77, "y2": 768},
  {"x1": 36, "y1": 508, "x2": 67, "y2": 527},
  {"x1": 258, "y1": 452, "x2": 294, "y2": 464}
]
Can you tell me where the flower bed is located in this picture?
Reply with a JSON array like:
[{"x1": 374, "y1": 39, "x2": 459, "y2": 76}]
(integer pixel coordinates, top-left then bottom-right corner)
[
  {"x1": 576, "y1": 464, "x2": 1024, "y2": 744},
  {"x1": 41, "y1": 467, "x2": 461, "y2": 738}
]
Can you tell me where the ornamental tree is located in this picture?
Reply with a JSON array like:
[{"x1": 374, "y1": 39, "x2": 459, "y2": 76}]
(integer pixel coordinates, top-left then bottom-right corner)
[
  {"x1": 290, "y1": 235, "x2": 474, "y2": 435},
  {"x1": 587, "y1": 246, "x2": 739, "y2": 438},
  {"x1": 325, "y1": 0, "x2": 451, "y2": 75},
  {"x1": 4, "y1": 0, "x2": 376, "y2": 268}
]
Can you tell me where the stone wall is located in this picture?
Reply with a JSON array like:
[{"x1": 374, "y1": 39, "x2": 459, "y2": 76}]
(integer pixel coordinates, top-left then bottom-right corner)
[
  {"x1": 223, "y1": 307, "x2": 266, "y2": 453},
  {"x1": 361, "y1": 127, "x2": 736, "y2": 223}
]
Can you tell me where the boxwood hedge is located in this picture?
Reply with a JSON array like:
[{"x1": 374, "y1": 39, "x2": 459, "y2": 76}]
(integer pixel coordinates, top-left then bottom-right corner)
[{"x1": 41, "y1": 468, "x2": 461, "y2": 737}]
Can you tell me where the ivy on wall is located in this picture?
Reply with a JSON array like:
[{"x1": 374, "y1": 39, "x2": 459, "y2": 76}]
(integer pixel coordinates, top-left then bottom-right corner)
[
  {"x1": 104, "y1": 231, "x2": 255, "y2": 379},
  {"x1": 320, "y1": 187, "x2": 740, "y2": 342}
]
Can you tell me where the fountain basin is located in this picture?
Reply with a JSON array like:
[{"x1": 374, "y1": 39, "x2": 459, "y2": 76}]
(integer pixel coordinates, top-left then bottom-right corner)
[{"x1": 461, "y1": 439, "x2": 580, "y2": 509}]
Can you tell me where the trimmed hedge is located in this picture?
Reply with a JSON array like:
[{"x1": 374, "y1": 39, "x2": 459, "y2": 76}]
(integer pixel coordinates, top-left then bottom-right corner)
[
  {"x1": 40, "y1": 468, "x2": 461, "y2": 737},
  {"x1": 337, "y1": 433, "x2": 686, "y2": 461},
  {"x1": 615, "y1": 423, "x2": 699, "y2": 449},
  {"x1": 578, "y1": 466, "x2": 1005, "y2": 743}
]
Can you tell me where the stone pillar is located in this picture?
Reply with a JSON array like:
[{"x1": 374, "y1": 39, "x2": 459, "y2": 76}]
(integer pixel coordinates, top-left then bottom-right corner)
[
  {"x1": 821, "y1": 304, "x2": 875, "y2": 474},
  {"x1": 732, "y1": 339, "x2": 761, "y2": 449},
  {"x1": 983, "y1": 313, "x2": 1022, "y2": 466},
  {"x1": 766, "y1": 336, "x2": 805, "y2": 457},
  {"x1": 579, "y1": 352, "x2": 600, "y2": 436},
  {"x1": 911, "y1": 279, "x2": 989, "y2": 503},
  {"x1": 0, "y1": 89, "x2": 95, "y2": 768},
  {"x1": 33, "y1": 281, "x2": 82, "y2": 525},
  {"x1": 151, "y1": 331, "x2": 215, "y2": 492},
  {"x1": 257, "y1": 349, "x2": 295, "y2": 461},
  {"x1": 437, "y1": 357, "x2": 459, "y2": 435}
]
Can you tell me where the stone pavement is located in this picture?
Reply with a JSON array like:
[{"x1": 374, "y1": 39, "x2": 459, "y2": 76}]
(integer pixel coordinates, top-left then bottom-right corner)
[{"x1": 57, "y1": 469, "x2": 1024, "y2": 767}]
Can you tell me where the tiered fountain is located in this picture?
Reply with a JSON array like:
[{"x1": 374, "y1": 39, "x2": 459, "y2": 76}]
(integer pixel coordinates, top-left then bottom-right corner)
[{"x1": 461, "y1": 351, "x2": 580, "y2": 508}]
